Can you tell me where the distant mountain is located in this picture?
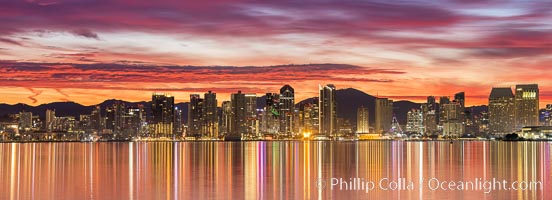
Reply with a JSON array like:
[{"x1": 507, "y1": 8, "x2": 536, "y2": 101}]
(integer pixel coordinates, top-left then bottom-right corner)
[
  {"x1": 0, "y1": 88, "x2": 436, "y2": 127},
  {"x1": 0, "y1": 100, "x2": 189, "y2": 122},
  {"x1": 297, "y1": 88, "x2": 421, "y2": 126},
  {"x1": 393, "y1": 100, "x2": 422, "y2": 123},
  {"x1": 466, "y1": 105, "x2": 488, "y2": 116},
  {"x1": 0, "y1": 102, "x2": 94, "y2": 119}
]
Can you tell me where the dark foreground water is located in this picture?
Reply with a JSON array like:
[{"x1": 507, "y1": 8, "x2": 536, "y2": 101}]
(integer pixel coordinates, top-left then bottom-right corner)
[{"x1": 0, "y1": 141, "x2": 550, "y2": 199}]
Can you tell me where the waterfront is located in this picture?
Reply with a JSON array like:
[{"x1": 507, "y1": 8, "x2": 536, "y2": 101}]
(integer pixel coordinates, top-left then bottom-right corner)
[{"x1": 1, "y1": 141, "x2": 550, "y2": 199}]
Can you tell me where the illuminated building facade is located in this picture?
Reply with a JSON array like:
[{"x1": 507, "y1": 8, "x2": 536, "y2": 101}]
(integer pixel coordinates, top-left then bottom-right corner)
[
  {"x1": 319, "y1": 84, "x2": 337, "y2": 137},
  {"x1": 488, "y1": 87, "x2": 515, "y2": 134},
  {"x1": 515, "y1": 84, "x2": 539, "y2": 129},
  {"x1": 375, "y1": 98, "x2": 393, "y2": 134}
]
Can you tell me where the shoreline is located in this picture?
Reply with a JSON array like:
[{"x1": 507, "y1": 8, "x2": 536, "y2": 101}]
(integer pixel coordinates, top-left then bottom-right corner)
[{"x1": 1, "y1": 138, "x2": 551, "y2": 143}]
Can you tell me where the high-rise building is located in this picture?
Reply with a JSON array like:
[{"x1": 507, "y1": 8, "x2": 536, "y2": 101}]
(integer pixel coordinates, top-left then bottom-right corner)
[
  {"x1": 375, "y1": 98, "x2": 393, "y2": 134},
  {"x1": 230, "y1": 91, "x2": 247, "y2": 137},
  {"x1": 423, "y1": 108, "x2": 437, "y2": 136},
  {"x1": 442, "y1": 102, "x2": 464, "y2": 137},
  {"x1": 125, "y1": 105, "x2": 146, "y2": 137},
  {"x1": 299, "y1": 101, "x2": 319, "y2": 135},
  {"x1": 188, "y1": 94, "x2": 203, "y2": 137},
  {"x1": 423, "y1": 96, "x2": 438, "y2": 135},
  {"x1": 45, "y1": 109, "x2": 56, "y2": 132},
  {"x1": 221, "y1": 101, "x2": 232, "y2": 136},
  {"x1": 152, "y1": 93, "x2": 175, "y2": 124},
  {"x1": 515, "y1": 84, "x2": 539, "y2": 129},
  {"x1": 488, "y1": 87, "x2": 515, "y2": 134},
  {"x1": 90, "y1": 106, "x2": 102, "y2": 133},
  {"x1": 151, "y1": 93, "x2": 175, "y2": 136},
  {"x1": 454, "y1": 92, "x2": 466, "y2": 123},
  {"x1": 203, "y1": 91, "x2": 218, "y2": 138},
  {"x1": 105, "y1": 101, "x2": 125, "y2": 133},
  {"x1": 174, "y1": 107, "x2": 183, "y2": 135},
  {"x1": 356, "y1": 106, "x2": 369, "y2": 134},
  {"x1": 19, "y1": 112, "x2": 33, "y2": 130},
  {"x1": 439, "y1": 96, "x2": 450, "y2": 127},
  {"x1": 319, "y1": 84, "x2": 337, "y2": 137},
  {"x1": 543, "y1": 104, "x2": 552, "y2": 126},
  {"x1": 406, "y1": 109, "x2": 423, "y2": 134},
  {"x1": 245, "y1": 94, "x2": 257, "y2": 136},
  {"x1": 263, "y1": 93, "x2": 280, "y2": 135},
  {"x1": 454, "y1": 92, "x2": 465, "y2": 108},
  {"x1": 427, "y1": 96, "x2": 437, "y2": 111},
  {"x1": 279, "y1": 85, "x2": 295, "y2": 135}
]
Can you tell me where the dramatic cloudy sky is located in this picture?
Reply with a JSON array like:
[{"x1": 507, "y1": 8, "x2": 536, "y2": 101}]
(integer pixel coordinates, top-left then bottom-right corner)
[{"x1": 1, "y1": 0, "x2": 551, "y2": 106}]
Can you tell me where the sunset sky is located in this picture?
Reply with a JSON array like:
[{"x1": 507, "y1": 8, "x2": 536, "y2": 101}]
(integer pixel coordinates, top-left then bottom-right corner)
[{"x1": 1, "y1": 0, "x2": 551, "y2": 107}]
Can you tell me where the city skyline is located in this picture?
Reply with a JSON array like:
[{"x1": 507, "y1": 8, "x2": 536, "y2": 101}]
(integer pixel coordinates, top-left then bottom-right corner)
[
  {"x1": 1, "y1": 78, "x2": 550, "y2": 108},
  {"x1": 1, "y1": 1, "x2": 551, "y2": 199},
  {"x1": 1, "y1": 0, "x2": 552, "y2": 107},
  {"x1": 4, "y1": 83, "x2": 548, "y2": 140}
]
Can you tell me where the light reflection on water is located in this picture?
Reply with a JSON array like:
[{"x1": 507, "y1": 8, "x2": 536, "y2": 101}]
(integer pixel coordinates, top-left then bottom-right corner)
[{"x1": 0, "y1": 141, "x2": 550, "y2": 199}]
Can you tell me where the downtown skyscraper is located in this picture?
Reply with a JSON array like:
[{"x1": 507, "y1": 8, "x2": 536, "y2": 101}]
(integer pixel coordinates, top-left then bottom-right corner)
[
  {"x1": 262, "y1": 93, "x2": 280, "y2": 135},
  {"x1": 375, "y1": 98, "x2": 393, "y2": 134},
  {"x1": 151, "y1": 93, "x2": 175, "y2": 136},
  {"x1": 319, "y1": 84, "x2": 337, "y2": 137},
  {"x1": 422, "y1": 96, "x2": 437, "y2": 136},
  {"x1": 227, "y1": 91, "x2": 247, "y2": 140},
  {"x1": 204, "y1": 91, "x2": 218, "y2": 138},
  {"x1": 245, "y1": 93, "x2": 258, "y2": 136},
  {"x1": 188, "y1": 94, "x2": 204, "y2": 137},
  {"x1": 488, "y1": 87, "x2": 515, "y2": 134},
  {"x1": 406, "y1": 109, "x2": 423, "y2": 134},
  {"x1": 279, "y1": 85, "x2": 295, "y2": 135},
  {"x1": 515, "y1": 84, "x2": 539, "y2": 129},
  {"x1": 356, "y1": 106, "x2": 369, "y2": 134},
  {"x1": 188, "y1": 91, "x2": 218, "y2": 138}
]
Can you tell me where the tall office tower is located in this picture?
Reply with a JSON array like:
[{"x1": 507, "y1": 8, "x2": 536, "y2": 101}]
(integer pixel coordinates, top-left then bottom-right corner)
[
  {"x1": 423, "y1": 96, "x2": 438, "y2": 135},
  {"x1": 406, "y1": 109, "x2": 423, "y2": 134},
  {"x1": 152, "y1": 93, "x2": 175, "y2": 123},
  {"x1": 265, "y1": 93, "x2": 280, "y2": 135},
  {"x1": 356, "y1": 106, "x2": 370, "y2": 134},
  {"x1": 515, "y1": 84, "x2": 539, "y2": 129},
  {"x1": 105, "y1": 106, "x2": 115, "y2": 132},
  {"x1": 203, "y1": 91, "x2": 218, "y2": 138},
  {"x1": 454, "y1": 92, "x2": 466, "y2": 123},
  {"x1": 299, "y1": 103, "x2": 315, "y2": 134},
  {"x1": 454, "y1": 92, "x2": 465, "y2": 108},
  {"x1": 151, "y1": 93, "x2": 175, "y2": 136},
  {"x1": 439, "y1": 96, "x2": 450, "y2": 127},
  {"x1": 18, "y1": 112, "x2": 33, "y2": 130},
  {"x1": 442, "y1": 102, "x2": 464, "y2": 137},
  {"x1": 126, "y1": 106, "x2": 145, "y2": 137},
  {"x1": 188, "y1": 94, "x2": 203, "y2": 137},
  {"x1": 45, "y1": 109, "x2": 56, "y2": 132},
  {"x1": 319, "y1": 84, "x2": 337, "y2": 137},
  {"x1": 230, "y1": 91, "x2": 247, "y2": 137},
  {"x1": 221, "y1": 101, "x2": 232, "y2": 136},
  {"x1": 311, "y1": 100, "x2": 320, "y2": 135},
  {"x1": 105, "y1": 102, "x2": 125, "y2": 133},
  {"x1": 90, "y1": 106, "x2": 102, "y2": 133},
  {"x1": 543, "y1": 104, "x2": 552, "y2": 126},
  {"x1": 258, "y1": 109, "x2": 268, "y2": 134},
  {"x1": 174, "y1": 107, "x2": 183, "y2": 135},
  {"x1": 279, "y1": 85, "x2": 295, "y2": 135},
  {"x1": 422, "y1": 106, "x2": 437, "y2": 136},
  {"x1": 375, "y1": 98, "x2": 393, "y2": 134},
  {"x1": 245, "y1": 94, "x2": 257, "y2": 135},
  {"x1": 427, "y1": 96, "x2": 437, "y2": 111},
  {"x1": 488, "y1": 87, "x2": 516, "y2": 134}
]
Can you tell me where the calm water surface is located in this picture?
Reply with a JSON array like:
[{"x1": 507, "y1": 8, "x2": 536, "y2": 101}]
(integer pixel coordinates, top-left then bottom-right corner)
[{"x1": 0, "y1": 141, "x2": 550, "y2": 199}]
